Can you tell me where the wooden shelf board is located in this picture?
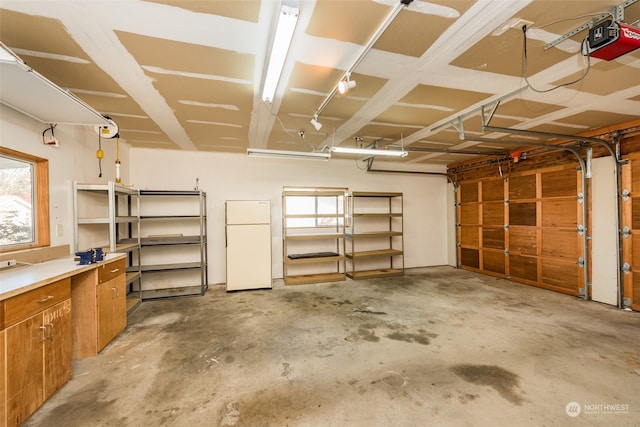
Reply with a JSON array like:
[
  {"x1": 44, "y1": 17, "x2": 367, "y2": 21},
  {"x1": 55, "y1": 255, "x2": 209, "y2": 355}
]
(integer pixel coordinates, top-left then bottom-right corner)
[
  {"x1": 346, "y1": 231, "x2": 402, "y2": 238},
  {"x1": 126, "y1": 296, "x2": 141, "y2": 313},
  {"x1": 346, "y1": 269, "x2": 404, "y2": 279},
  {"x1": 351, "y1": 213, "x2": 402, "y2": 217},
  {"x1": 346, "y1": 249, "x2": 403, "y2": 258},
  {"x1": 349, "y1": 192, "x2": 403, "y2": 197},
  {"x1": 285, "y1": 255, "x2": 344, "y2": 264},
  {"x1": 284, "y1": 272, "x2": 345, "y2": 286},
  {"x1": 284, "y1": 233, "x2": 344, "y2": 240},
  {"x1": 283, "y1": 190, "x2": 345, "y2": 197}
]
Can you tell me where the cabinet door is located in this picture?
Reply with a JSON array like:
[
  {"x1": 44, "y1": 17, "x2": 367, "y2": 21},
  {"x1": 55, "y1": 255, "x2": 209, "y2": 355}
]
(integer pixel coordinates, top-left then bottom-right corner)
[
  {"x1": 43, "y1": 300, "x2": 72, "y2": 399},
  {"x1": 1, "y1": 329, "x2": 5, "y2": 427},
  {"x1": 97, "y1": 274, "x2": 126, "y2": 351},
  {"x1": 6, "y1": 315, "x2": 44, "y2": 427}
]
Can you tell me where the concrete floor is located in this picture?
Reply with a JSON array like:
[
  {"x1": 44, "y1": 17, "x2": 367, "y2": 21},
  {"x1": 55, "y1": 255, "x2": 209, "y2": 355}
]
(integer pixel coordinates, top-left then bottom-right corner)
[{"x1": 24, "y1": 266, "x2": 640, "y2": 427}]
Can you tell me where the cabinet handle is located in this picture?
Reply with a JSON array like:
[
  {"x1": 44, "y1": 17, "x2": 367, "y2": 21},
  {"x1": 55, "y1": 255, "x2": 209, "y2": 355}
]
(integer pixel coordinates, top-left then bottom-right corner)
[
  {"x1": 38, "y1": 295, "x2": 54, "y2": 304},
  {"x1": 39, "y1": 325, "x2": 47, "y2": 342},
  {"x1": 112, "y1": 287, "x2": 117, "y2": 298},
  {"x1": 110, "y1": 268, "x2": 120, "y2": 273}
]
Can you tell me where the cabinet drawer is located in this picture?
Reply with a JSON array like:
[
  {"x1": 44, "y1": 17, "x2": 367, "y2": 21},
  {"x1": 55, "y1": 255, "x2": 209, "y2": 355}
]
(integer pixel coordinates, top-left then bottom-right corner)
[
  {"x1": 97, "y1": 259, "x2": 126, "y2": 284},
  {"x1": 4, "y1": 278, "x2": 71, "y2": 327}
]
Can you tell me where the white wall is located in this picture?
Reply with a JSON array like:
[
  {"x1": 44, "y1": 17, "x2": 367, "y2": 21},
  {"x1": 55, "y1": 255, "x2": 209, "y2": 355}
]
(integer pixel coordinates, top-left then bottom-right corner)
[
  {"x1": 1, "y1": 104, "x2": 129, "y2": 252},
  {"x1": 129, "y1": 147, "x2": 452, "y2": 285}
]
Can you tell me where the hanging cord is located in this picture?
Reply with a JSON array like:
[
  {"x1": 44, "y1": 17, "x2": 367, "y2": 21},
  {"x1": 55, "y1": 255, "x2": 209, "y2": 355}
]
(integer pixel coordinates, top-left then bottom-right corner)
[
  {"x1": 521, "y1": 25, "x2": 591, "y2": 93},
  {"x1": 114, "y1": 136, "x2": 121, "y2": 183},
  {"x1": 41, "y1": 124, "x2": 56, "y2": 144},
  {"x1": 97, "y1": 131, "x2": 104, "y2": 178}
]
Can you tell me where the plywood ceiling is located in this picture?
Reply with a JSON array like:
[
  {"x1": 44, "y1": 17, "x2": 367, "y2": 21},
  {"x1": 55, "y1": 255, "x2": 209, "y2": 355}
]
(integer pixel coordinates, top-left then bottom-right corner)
[{"x1": 0, "y1": 0, "x2": 639, "y2": 165}]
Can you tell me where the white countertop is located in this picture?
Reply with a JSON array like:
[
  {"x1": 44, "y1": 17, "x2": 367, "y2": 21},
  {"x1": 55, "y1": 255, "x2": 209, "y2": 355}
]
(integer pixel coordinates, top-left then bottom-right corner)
[{"x1": 0, "y1": 253, "x2": 125, "y2": 301}]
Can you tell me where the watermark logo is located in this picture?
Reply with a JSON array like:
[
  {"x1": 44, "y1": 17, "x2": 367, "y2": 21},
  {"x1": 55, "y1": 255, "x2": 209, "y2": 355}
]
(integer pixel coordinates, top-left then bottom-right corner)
[
  {"x1": 565, "y1": 401, "x2": 630, "y2": 417},
  {"x1": 566, "y1": 402, "x2": 581, "y2": 417}
]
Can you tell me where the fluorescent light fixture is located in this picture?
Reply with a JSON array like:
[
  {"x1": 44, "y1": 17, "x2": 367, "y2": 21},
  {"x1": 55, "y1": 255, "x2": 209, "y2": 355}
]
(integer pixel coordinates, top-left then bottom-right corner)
[
  {"x1": 0, "y1": 42, "x2": 111, "y2": 125},
  {"x1": 331, "y1": 146, "x2": 408, "y2": 157},
  {"x1": 261, "y1": 5, "x2": 299, "y2": 103},
  {"x1": 0, "y1": 43, "x2": 17, "y2": 62},
  {"x1": 247, "y1": 148, "x2": 331, "y2": 161}
]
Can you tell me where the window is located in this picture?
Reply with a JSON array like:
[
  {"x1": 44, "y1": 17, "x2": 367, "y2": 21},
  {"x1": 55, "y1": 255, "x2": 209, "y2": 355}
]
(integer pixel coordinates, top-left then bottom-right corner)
[
  {"x1": 0, "y1": 147, "x2": 49, "y2": 251},
  {"x1": 283, "y1": 187, "x2": 345, "y2": 228}
]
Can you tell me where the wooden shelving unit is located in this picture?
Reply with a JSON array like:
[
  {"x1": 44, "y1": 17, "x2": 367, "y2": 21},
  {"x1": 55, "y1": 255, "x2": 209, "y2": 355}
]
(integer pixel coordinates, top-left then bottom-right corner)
[
  {"x1": 73, "y1": 180, "x2": 142, "y2": 313},
  {"x1": 345, "y1": 191, "x2": 404, "y2": 279},
  {"x1": 282, "y1": 188, "x2": 346, "y2": 285}
]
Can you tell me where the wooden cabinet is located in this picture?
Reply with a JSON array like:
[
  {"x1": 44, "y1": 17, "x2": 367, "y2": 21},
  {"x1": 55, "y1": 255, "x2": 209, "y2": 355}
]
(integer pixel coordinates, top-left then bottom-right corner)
[
  {"x1": 72, "y1": 258, "x2": 127, "y2": 359},
  {"x1": 97, "y1": 263, "x2": 126, "y2": 351},
  {"x1": 3, "y1": 279, "x2": 71, "y2": 427}
]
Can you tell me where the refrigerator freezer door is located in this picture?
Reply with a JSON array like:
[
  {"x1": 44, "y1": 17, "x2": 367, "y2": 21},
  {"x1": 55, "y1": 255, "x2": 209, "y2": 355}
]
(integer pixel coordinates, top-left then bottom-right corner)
[
  {"x1": 226, "y1": 200, "x2": 270, "y2": 224},
  {"x1": 226, "y1": 224, "x2": 272, "y2": 291}
]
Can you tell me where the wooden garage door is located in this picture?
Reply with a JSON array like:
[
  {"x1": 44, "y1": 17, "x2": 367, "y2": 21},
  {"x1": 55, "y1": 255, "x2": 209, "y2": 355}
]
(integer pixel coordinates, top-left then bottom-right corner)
[
  {"x1": 457, "y1": 165, "x2": 584, "y2": 296},
  {"x1": 621, "y1": 153, "x2": 640, "y2": 311}
]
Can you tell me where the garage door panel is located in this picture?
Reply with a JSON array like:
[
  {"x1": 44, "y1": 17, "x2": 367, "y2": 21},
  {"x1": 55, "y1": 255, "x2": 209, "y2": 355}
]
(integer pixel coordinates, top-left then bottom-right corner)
[
  {"x1": 460, "y1": 226, "x2": 479, "y2": 246},
  {"x1": 510, "y1": 202, "x2": 536, "y2": 226},
  {"x1": 460, "y1": 204, "x2": 479, "y2": 224},
  {"x1": 509, "y1": 174, "x2": 536, "y2": 200},
  {"x1": 542, "y1": 229, "x2": 579, "y2": 259},
  {"x1": 461, "y1": 248, "x2": 479, "y2": 269},
  {"x1": 510, "y1": 228, "x2": 537, "y2": 255},
  {"x1": 541, "y1": 259, "x2": 579, "y2": 293},
  {"x1": 482, "y1": 202, "x2": 504, "y2": 225},
  {"x1": 482, "y1": 179, "x2": 503, "y2": 201},
  {"x1": 483, "y1": 228, "x2": 504, "y2": 249},
  {"x1": 541, "y1": 169, "x2": 578, "y2": 197},
  {"x1": 483, "y1": 250, "x2": 505, "y2": 274},
  {"x1": 542, "y1": 199, "x2": 577, "y2": 227},
  {"x1": 509, "y1": 255, "x2": 537, "y2": 282},
  {"x1": 460, "y1": 182, "x2": 478, "y2": 203}
]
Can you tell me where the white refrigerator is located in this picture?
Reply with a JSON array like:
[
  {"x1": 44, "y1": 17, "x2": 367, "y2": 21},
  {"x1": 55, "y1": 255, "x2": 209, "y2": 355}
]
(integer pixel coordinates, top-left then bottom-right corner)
[{"x1": 225, "y1": 200, "x2": 272, "y2": 291}]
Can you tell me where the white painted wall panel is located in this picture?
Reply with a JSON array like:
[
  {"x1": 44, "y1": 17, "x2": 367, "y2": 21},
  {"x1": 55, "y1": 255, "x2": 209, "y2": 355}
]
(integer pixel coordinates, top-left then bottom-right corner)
[{"x1": 129, "y1": 148, "x2": 451, "y2": 285}]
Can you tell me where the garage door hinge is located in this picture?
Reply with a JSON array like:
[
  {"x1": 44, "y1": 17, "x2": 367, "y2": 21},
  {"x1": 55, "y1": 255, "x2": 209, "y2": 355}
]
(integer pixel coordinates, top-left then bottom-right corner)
[
  {"x1": 622, "y1": 262, "x2": 631, "y2": 275},
  {"x1": 621, "y1": 188, "x2": 631, "y2": 201},
  {"x1": 621, "y1": 226, "x2": 631, "y2": 238},
  {"x1": 577, "y1": 193, "x2": 584, "y2": 203},
  {"x1": 577, "y1": 257, "x2": 585, "y2": 267}
]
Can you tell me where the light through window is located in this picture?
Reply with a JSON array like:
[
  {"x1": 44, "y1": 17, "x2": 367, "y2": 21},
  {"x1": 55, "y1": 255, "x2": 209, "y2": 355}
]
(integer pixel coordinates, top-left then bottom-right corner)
[{"x1": 0, "y1": 147, "x2": 49, "y2": 251}]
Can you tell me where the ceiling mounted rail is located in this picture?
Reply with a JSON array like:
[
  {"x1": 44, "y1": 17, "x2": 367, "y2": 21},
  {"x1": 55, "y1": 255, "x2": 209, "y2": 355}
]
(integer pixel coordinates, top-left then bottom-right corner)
[
  {"x1": 312, "y1": 0, "x2": 413, "y2": 124},
  {"x1": 543, "y1": 0, "x2": 638, "y2": 51},
  {"x1": 430, "y1": 85, "x2": 529, "y2": 138}
]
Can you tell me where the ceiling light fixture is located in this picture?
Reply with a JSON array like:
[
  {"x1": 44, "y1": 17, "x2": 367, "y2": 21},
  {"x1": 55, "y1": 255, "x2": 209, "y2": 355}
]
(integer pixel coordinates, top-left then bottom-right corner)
[
  {"x1": 0, "y1": 42, "x2": 112, "y2": 126},
  {"x1": 331, "y1": 146, "x2": 408, "y2": 157},
  {"x1": 311, "y1": 0, "x2": 413, "y2": 121},
  {"x1": 337, "y1": 75, "x2": 357, "y2": 95},
  {"x1": 261, "y1": 4, "x2": 300, "y2": 103},
  {"x1": 247, "y1": 148, "x2": 331, "y2": 161},
  {"x1": 310, "y1": 115, "x2": 323, "y2": 131}
]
